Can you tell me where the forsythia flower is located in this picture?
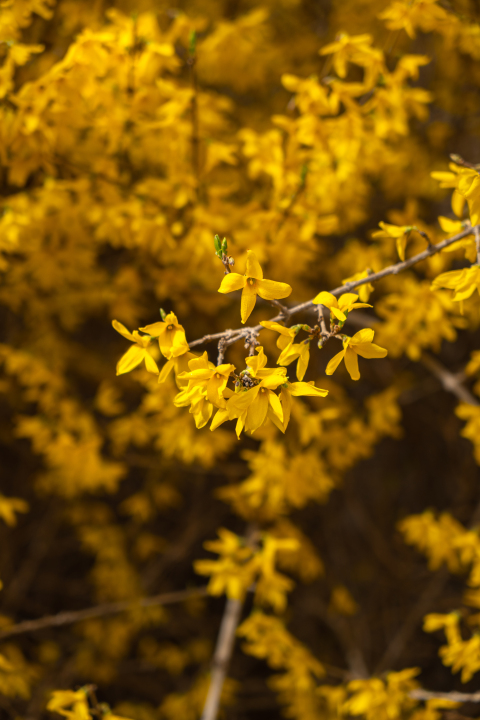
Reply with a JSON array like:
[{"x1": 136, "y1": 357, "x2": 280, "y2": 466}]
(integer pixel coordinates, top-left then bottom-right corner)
[
  {"x1": 342, "y1": 270, "x2": 375, "y2": 302},
  {"x1": 278, "y1": 381, "x2": 329, "y2": 432},
  {"x1": 140, "y1": 312, "x2": 188, "y2": 358},
  {"x1": 177, "y1": 352, "x2": 235, "y2": 408},
  {"x1": 112, "y1": 320, "x2": 159, "y2": 375},
  {"x1": 371, "y1": 222, "x2": 415, "y2": 261},
  {"x1": 260, "y1": 320, "x2": 311, "y2": 380},
  {"x1": 218, "y1": 250, "x2": 292, "y2": 323},
  {"x1": 326, "y1": 329, "x2": 387, "y2": 380},
  {"x1": 312, "y1": 291, "x2": 372, "y2": 322},
  {"x1": 431, "y1": 265, "x2": 480, "y2": 303}
]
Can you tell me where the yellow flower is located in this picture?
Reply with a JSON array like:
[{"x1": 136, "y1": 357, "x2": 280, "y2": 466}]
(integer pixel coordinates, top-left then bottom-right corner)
[
  {"x1": 319, "y1": 33, "x2": 373, "y2": 78},
  {"x1": 278, "y1": 381, "x2": 329, "y2": 432},
  {"x1": 211, "y1": 348, "x2": 287, "y2": 437},
  {"x1": 277, "y1": 339, "x2": 311, "y2": 381},
  {"x1": 139, "y1": 312, "x2": 188, "y2": 359},
  {"x1": 218, "y1": 250, "x2": 292, "y2": 323},
  {"x1": 431, "y1": 265, "x2": 480, "y2": 303},
  {"x1": 112, "y1": 320, "x2": 159, "y2": 375},
  {"x1": 260, "y1": 320, "x2": 310, "y2": 379},
  {"x1": 326, "y1": 329, "x2": 387, "y2": 381},
  {"x1": 158, "y1": 351, "x2": 195, "y2": 385},
  {"x1": 342, "y1": 271, "x2": 375, "y2": 302},
  {"x1": 177, "y1": 352, "x2": 235, "y2": 408},
  {"x1": 371, "y1": 222, "x2": 413, "y2": 261},
  {"x1": 312, "y1": 291, "x2": 372, "y2": 322}
]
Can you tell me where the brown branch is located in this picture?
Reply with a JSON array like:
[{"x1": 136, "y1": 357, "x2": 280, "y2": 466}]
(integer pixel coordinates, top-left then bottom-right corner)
[
  {"x1": 411, "y1": 688, "x2": 480, "y2": 703},
  {"x1": 187, "y1": 36, "x2": 202, "y2": 202},
  {"x1": 420, "y1": 353, "x2": 478, "y2": 406},
  {"x1": 0, "y1": 587, "x2": 208, "y2": 640},
  {"x1": 185, "y1": 225, "x2": 478, "y2": 354},
  {"x1": 200, "y1": 597, "x2": 244, "y2": 720},
  {"x1": 474, "y1": 225, "x2": 480, "y2": 265}
]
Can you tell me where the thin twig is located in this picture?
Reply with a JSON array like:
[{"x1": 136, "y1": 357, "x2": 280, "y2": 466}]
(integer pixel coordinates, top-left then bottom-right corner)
[
  {"x1": 200, "y1": 597, "x2": 244, "y2": 720},
  {"x1": 420, "y1": 353, "x2": 478, "y2": 406},
  {"x1": 0, "y1": 587, "x2": 208, "y2": 640},
  {"x1": 474, "y1": 225, "x2": 480, "y2": 265},
  {"x1": 186, "y1": 225, "x2": 479, "y2": 353},
  {"x1": 187, "y1": 34, "x2": 202, "y2": 202},
  {"x1": 411, "y1": 688, "x2": 480, "y2": 703}
]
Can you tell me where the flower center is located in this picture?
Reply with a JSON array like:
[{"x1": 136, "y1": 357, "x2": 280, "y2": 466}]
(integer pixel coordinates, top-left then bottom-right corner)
[
  {"x1": 247, "y1": 277, "x2": 255, "y2": 285},
  {"x1": 167, "y1": 325, "x2": 173, "y2": 331}
]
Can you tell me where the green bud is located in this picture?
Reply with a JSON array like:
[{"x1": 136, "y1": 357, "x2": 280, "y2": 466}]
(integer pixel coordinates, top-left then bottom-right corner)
[
  {"x1": 221, "y1": 237, "x2": 228, "y2": 254},
  {"x1": 189, "y1": 30, "x2": 196, "y2": 57},
  {"x1": 159, "y1": 308, "x2": 167, "y2": 320}
]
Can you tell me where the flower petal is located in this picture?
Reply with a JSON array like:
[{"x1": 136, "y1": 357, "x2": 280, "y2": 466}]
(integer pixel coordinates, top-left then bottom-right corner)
[
  {"x1": 112, "y1": 319, "x2": 136, "y2": 342},
  {"x1": 246, "y1": 389, "x2": 269, "y2": 433},
  {"x1": 245, "y1": 250, "x2": 263, "y2": 280},
  {"x1": 288, "y1": 382, "x2": 328, "y2": 397},
  {"x1": 344, "y1": 347, "x2": 360, "y2": 380},
  {"x1": 297, "y1": 343, "x2": 310, "y2": 381},
  {"x1": 325, "y1": 349, "x2": 346, "y2": 376},
  {"x1": 351, "y1": 328, "x2": 375, "y2": 344},
  {"x1": 268, "y1": 391, "x2": 283, "y2": 422},
  {"x1": 337, "y1": 293, "x2": 359, "y2": 310},
  {"x1": 257, "y1": 279, "x2": 292, "y2": 301},
  {"x1": 260, "y1": 320, "x2": 293, "y2": 336},
  {"x1": 260, "y1": 373, "x2": 288, "y2": 389},
  {"x1": 139, "y1": 321, "x2": 166, "y2": 337},
  {"x1": 312, "y1": 291, "x2": 336, "y2": 307},
  {"x1": 241, "y1": 282, "x2": 257, "y2": 323},
  {"x1": 158, "y1": 358, "x2": 175, "y2": 383},
  {"x1": 116, "y1": 345, "x2": 145, "y2": 375},
  {"x1": 354, "y1": 342, "x2": 387, "y2": 359},
  {"x1": 210, "y1": 408, "x2": 230, "y2": 431},
  {"x1": 330, "y1": 306, "x2": 347, "y2": 322},
  {"x1": 218, "y1": 273, "x2": 246, "y2": 294},
  {"x1": 144, "y1": 352, "x2": 159, "y2": 374},
  {"x1": 280, "y1": 387, "x2": 292, "y2": 430}
]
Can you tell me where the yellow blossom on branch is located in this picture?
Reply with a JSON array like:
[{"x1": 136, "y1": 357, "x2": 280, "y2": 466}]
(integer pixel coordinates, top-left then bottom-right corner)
[
  {"x1": 431, "y1": 265, "x2": 480, "y2": 304},
  {"x1": 326, "y1": 329, "x2": 387, "y2": 381},
  {"x1": 278, "y1": 381, "x2": 329, "y2": 432},
  {"x1": 140, "y1": 312, "x2": 189, "y2": 359},
  {"x1": 218, "y1": 250, "x2": 292, "y2": 324},
  {"x1": 312, "y1": 291, "x2": 372, "y2": 323},
  {"x1": 112, "y1": 320, "x2": 159, "y2": 376},
  {"x1": 371, "y1": 222, "x2": 415, "y2": 261}
]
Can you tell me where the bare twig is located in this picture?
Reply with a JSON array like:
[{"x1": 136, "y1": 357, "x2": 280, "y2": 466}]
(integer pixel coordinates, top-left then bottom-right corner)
[
  {"x1": 411, "y1": 688, "x2": 480, "y2": 703},
  {"x1": 474, "y1": 225, "x2": 480, "y2": 265},
  {"x1": 374, "y1": 568, "x2": 449, "y2": 674},
  {"x1": 187, "y1": 32, "x2": 202, "y2": 201},
  {"x1": 0, "y1": 587, "x2": 208, "y2": 640},
  {"x1": 420, "y1": 353, "x2": 478, "y2": 406},
  {"x1": 200, "y1": 597, "x2": 244, "y2": 720}
]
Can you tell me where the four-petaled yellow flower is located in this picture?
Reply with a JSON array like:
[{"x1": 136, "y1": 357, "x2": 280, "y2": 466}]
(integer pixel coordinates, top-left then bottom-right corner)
[
  {"x1": 177, "y1": 352, "x2": 235, "y2": 408},
  {"x1": 278, "y1": 381, "x2": 329, "y2": 432},
  {"x1": 312, "y1": 291, "x2": 371, "y2": 323},
  {"x1": 140, "y1": 312, "x2": 189, "y2": 358},
  {"x1": 326, "y1": 329, "x2": 387, "y2": 381},
  {"x1": 431, "y1": 265, "x2": 480, "y2": 306},
  {"x1": 112, "y1": 320, "x2": 159, "y2": 376},
  {"x1": 371, "y1": 222, "x2": 413, "y2": 261},
  {"x1": 260, "y1": 320, "x2": 311, "y2": 380},
  {"x1": 218, "y1": 250, "x2": 292, "y2": 324}
]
